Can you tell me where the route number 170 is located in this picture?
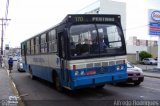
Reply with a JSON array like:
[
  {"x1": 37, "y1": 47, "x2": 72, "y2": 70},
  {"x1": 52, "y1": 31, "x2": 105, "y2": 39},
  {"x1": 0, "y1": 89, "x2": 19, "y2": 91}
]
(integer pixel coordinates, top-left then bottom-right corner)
[{"x1": 75, "y1": 17, "x2": 84, "y2": 22}]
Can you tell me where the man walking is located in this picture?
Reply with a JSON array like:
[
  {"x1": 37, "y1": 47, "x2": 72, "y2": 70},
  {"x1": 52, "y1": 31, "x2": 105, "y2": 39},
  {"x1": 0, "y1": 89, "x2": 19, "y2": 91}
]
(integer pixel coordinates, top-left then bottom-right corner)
[{"x1": 8, "y1": 58, "x2": 13, "y2": 73}]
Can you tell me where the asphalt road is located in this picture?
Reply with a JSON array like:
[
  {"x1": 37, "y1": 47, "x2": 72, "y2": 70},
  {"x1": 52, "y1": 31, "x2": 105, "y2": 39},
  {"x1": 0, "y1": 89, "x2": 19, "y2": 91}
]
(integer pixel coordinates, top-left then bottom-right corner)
[{"x1": 9, "y1": 62, "x2": 160, "y2": 106}]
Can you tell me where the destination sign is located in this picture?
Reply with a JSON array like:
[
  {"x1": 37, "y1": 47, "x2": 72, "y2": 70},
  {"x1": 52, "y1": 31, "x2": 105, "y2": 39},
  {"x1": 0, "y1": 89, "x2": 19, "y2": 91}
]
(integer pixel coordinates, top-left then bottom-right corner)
[
  {"x1": 92, "y1": 17, "x2": 115, "y2": 22},
  {"x1": 72, "y1": 15, "x2": 117, "y2": 23}
]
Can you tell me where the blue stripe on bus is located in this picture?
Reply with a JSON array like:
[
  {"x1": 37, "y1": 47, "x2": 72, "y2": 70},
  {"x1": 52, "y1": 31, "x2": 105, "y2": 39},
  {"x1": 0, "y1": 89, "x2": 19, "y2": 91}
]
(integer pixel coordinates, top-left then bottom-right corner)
[
  {"x1": 70, "y1": 72, "x2": 127, "y2": 89},
  {"x1": 68, "y1": 64, "x2": 127, "y2": 89},
  {"x1": 23, "y1": 63, "x2": 127, "y2": 89},
  {"x1": 23, "y1": 63, "x2": 60, "y2": 83}
]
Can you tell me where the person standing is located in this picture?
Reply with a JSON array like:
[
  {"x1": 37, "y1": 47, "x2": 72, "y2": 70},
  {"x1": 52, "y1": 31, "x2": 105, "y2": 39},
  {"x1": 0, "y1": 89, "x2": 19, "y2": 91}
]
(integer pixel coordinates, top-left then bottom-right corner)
[
  {"x1": 0, "y1": 55, "x2": 2, "y2": 67},
  {"x1": 8, "y1": 58, "x2": 13, "y2": 73}
]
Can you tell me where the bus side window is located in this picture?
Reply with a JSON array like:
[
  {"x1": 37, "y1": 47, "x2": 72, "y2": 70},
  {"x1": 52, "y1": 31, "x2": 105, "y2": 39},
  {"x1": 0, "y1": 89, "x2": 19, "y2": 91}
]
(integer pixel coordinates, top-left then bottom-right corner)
[{"x1": 58, "y1": 32, "x2": 65, "y2": 58}]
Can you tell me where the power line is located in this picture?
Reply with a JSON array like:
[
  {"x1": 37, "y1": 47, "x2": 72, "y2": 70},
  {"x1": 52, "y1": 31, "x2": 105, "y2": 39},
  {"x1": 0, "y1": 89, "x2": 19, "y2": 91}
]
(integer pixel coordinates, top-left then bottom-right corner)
[
  {"x1": 4, "y1": 0, "x2": 10, "y2": 30},
  {"x1": 0, "y1": 0, "x2": 11, "y2": 55},
  {"x1": 5, "y1": 0, "x2": 9, "y2": 19},
  {"x1": 123, "y1": 24, "x2": 149, "y2": 32},
  {"x1": 0, "y1": 18, "x2": 11, "y2": 55}
]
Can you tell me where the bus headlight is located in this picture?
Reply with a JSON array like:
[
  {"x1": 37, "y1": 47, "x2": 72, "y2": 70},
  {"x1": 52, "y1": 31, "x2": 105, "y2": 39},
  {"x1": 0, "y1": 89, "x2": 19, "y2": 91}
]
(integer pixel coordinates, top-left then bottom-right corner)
[
  {"x1": 80, "y1": 71, "x2": 85, "y2": 75},
  {"x1": 75, "y1": 70, "x2": 85, "y2": 76},
  {"x1": 117, "y1": 65, "x2": 124, "y2": 70},
  {"x1": 121, "y1": 66, "x2": 124, "y2": 70},
  {"x1": 75, "y1": 71, "x2": 79, "y2": 76}
]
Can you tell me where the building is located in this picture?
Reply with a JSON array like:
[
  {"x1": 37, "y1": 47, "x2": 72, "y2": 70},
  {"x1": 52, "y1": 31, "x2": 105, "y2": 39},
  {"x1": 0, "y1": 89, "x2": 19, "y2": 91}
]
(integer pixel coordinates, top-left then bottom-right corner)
[
  {"x1": 77, "y1": 0, "x2": 159, "y2": 63},
  {"x1": 78, "y1": 0, "x2": 126, "y2": 38},
  {"x1": 127, "y1": 36, "x2": 158, "y2": 63},
  {"x1": 4, "y1": 46, "x2": 21, "y2": 59}
]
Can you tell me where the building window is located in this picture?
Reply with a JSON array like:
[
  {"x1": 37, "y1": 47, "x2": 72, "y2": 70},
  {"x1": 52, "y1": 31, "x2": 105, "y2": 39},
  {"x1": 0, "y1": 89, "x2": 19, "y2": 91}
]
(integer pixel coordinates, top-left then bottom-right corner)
[
  {"x1": 136, "y1": 40, "x2": 140, "y2": 46},
  {"x1": 154, "y1": 41, "x2": 158, "y2": 46},
  {"x1": 146, "y1": 40, "x2": 148, "y2": 46}
]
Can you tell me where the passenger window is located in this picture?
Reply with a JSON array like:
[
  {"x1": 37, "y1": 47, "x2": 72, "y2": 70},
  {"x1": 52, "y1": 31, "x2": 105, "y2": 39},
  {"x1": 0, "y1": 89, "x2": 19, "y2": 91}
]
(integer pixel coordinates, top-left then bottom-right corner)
[
  {"x1": 35, "y1": 37, "x2": 40, "y2": 54},
  {"x1": 48, "y1": 30, "x2": 57, "y2": 52},
  {"x1": 40, "y1": 34, "x2": 47, "y2": 53}
]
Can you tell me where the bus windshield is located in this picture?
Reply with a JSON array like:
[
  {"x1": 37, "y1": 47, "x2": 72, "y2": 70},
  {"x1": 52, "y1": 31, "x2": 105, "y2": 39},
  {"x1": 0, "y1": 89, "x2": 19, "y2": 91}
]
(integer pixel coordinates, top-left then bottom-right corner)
[{"x1": 69, "y1": 24, "x2": 125, "y2": 58}]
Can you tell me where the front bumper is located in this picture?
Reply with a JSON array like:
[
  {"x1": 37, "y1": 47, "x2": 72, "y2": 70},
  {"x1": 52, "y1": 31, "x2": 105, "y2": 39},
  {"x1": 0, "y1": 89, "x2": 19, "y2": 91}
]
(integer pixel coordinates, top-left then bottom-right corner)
[
  {"x1": 127, "y1": 76, "x2": 144, "y2": 83},
  {"x1": 70, "y1": 72, "x2": 128, "y2": 89}
]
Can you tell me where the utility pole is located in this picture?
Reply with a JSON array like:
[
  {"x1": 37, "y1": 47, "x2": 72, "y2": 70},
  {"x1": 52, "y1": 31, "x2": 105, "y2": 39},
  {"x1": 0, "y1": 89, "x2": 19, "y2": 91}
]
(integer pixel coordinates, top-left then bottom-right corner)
[{"x1": 0, "y1": 18, "x2": 11, "y2": 55}]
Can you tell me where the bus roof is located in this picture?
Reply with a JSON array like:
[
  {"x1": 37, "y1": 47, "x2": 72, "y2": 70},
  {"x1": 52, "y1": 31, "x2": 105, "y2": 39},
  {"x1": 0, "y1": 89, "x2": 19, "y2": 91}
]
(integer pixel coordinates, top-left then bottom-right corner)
[{"x1": 21, "y1": 14, "x2": 121, "y2": 43}]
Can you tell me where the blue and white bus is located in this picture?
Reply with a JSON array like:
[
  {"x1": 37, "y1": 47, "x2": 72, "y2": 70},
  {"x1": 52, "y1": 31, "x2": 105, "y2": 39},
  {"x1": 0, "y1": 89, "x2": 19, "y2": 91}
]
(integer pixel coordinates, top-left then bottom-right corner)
[{"x1": 21, "y1": 14, "x2": 127, "y2": 91}]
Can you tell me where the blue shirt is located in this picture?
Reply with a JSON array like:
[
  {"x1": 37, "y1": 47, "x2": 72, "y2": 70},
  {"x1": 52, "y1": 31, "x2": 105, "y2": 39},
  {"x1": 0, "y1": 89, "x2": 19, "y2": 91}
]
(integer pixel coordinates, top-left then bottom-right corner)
[{"x1": 8, "y1": 58, "x2": 13, "y2": 65}]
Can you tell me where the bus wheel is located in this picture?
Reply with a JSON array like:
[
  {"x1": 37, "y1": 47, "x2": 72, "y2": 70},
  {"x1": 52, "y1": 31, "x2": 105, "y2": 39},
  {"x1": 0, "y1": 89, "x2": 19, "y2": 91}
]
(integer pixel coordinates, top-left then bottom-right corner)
[
  {"x1": 95, "y1": 84, "x2": 105, "y2": 89},
  {"x1": 134, "y1": 82, "x2": 141, "y2": 86},
  {"x1": 54, "y1": 75, "x2": 63, "y2": 92},
  {"x1": 29, "y1": 67, "x2": 35, "y2": 80}
]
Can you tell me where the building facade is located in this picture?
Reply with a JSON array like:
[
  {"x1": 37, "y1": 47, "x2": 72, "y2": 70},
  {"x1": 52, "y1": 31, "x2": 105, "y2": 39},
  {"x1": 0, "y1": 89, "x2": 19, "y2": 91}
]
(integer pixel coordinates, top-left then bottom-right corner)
[
  {"x1": 127, "y1": 36, "x2": 158, "y2": 63},
  {"x1": 77, "y1": 0, "x2": 158, "y2": 63}
]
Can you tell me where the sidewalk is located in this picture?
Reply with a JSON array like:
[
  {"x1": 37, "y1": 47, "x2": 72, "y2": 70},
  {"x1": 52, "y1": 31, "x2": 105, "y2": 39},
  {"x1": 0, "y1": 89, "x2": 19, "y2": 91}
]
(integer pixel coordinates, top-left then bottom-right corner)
[
  {"x1": 143, "y1": 69, "x2": 160, "y2": 79},
  {"x1": 134, "y1": 64, "x2": 160, "y2": 79},
  {"x1": 0, "y1": 67, "x2": 18, "y2": 106},
  {"x1": 0, "y1": 67, "x2": 14, "y2": 99}
]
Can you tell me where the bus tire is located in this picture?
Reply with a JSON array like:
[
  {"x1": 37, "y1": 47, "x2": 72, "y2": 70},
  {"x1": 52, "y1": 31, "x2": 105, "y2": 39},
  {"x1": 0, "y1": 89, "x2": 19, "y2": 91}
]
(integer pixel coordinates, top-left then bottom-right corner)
[
  {"x1": 95, "y1": 84, "x2": 105, "y2": 89},
  {"x1": 134, "y1": 82, "x2": 141, "y2": 86},
  {"x1": 54, "y1": 74, "x2": 63, "y2": 92},
  {"x1": 29, "y1": 67, "x2": 35, "y2": 80}
]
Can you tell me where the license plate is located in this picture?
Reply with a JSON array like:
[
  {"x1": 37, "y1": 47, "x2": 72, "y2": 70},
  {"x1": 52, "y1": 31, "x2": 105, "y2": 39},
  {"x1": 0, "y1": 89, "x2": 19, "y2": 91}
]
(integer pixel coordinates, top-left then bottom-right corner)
[{"x1": 132, "y1": 77, "x2": 138, "y2": 80}]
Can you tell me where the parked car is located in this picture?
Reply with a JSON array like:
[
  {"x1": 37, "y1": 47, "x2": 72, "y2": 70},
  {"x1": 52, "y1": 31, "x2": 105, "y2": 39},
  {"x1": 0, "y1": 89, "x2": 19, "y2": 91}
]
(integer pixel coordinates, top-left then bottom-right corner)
[
  {"x1": 17, "y1": 57, "x2": 22, "y2": 62},
  {"x1": 114, "y1": 62, "x2": 144, "y2": 86},
  {"x1": 142, "y1": 58, "x2": 157, "y2": 65},
  {"x1": 17, "y1": 60, "x2": 25, "y2": 72},
  {"x1": 126, "y1": 62, "x2": 144, "y2": 85}
]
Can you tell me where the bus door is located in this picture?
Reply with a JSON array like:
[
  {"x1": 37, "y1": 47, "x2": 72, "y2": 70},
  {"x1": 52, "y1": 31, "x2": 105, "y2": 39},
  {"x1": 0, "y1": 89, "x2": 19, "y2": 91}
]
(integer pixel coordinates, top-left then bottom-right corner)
[
  {"x1": 22, "y1": 43, "x2": 27, "y2": 64},
  {"x1": 58, "y1": 31, "x2": 69, "y2": 84}
]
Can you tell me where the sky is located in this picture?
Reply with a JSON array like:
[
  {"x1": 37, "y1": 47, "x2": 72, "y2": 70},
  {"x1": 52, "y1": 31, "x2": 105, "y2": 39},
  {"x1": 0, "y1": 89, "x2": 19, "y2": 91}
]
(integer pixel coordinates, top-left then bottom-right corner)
[
  {"x1": 0, "y1": 0, "x2": 97, "y2": 48},
  {"x1": 125, "y1": 0, "x2": 160, "y2": 41},
  {"x1": 0, "y1": 0, "x2": 160, "y2": 48}
]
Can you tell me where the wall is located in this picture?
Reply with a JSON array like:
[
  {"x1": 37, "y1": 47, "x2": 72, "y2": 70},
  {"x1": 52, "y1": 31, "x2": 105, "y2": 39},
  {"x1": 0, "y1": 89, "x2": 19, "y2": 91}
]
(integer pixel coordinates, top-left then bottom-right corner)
[
  {"x1": 126, "y1": 45, "x2": 148, "y2": 54},
  {"x1": 127, "y1": 45, "x2": 158, "y2": 63},
  {"x1": 77, "y1": 0, "x2": 126, "y2": 38},
  {"x1": 147, "y1": 46, "x2": 158, "y2": 58},
  {"x1": 127, "y1": 54, "x2": 137, "y2": 63},
  {"x1": 99, "y1": 0, "x2": 126, "y2": 38}
]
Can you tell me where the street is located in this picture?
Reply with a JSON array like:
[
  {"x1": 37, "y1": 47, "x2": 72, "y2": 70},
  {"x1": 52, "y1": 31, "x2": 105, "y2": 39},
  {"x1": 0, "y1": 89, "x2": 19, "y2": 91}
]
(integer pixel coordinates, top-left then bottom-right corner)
[
  {"x1": 8, "y1": 62, "x2": 160, "y2": 106},
  {"x1": 1, "y1": 1, "x2": 160, "y2": 106}
]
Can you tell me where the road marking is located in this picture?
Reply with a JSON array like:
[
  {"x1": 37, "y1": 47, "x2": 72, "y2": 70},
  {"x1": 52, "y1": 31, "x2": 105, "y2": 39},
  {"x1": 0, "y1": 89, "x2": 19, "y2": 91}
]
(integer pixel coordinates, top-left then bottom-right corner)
[{"x1": 142, "y1": 86, "x2": 160, "y2": 92}]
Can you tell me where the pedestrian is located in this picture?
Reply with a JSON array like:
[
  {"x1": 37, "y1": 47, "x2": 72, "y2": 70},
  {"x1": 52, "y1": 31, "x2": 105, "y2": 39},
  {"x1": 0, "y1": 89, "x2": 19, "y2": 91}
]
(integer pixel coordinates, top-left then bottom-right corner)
[
  {"x1": 0, "y1": 55, "x2": 2, "y2": 67},
  {"x1": 8, "y1": 58, "x2": 13, "y2": 73}
]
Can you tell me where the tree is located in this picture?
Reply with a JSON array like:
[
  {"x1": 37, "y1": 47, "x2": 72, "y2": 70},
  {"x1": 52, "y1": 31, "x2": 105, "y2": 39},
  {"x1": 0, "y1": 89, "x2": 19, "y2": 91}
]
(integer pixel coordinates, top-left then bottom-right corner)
[{"x1": 139, "y1": 51, "x2": 152, "y2": 61}]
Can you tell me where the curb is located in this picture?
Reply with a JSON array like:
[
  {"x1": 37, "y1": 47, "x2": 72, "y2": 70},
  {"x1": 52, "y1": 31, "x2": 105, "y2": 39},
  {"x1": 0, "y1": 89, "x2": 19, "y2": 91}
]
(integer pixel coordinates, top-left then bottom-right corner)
[
  {"x1": 4, "y1": 66, "x2": 25, "y2": 106},
  {"x1": 144, "y1": 75, "x2": 160, "y2": 79},
  {"x1": 143, "y1": 73, "x2": 160, "y2": 79}
]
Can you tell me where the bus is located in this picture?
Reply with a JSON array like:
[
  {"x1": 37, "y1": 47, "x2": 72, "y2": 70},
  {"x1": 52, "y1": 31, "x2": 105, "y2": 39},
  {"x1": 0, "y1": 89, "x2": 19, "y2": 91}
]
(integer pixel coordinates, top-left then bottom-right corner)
[{"x1": 21, "y1": 14, "x2": 127, "y2": 91}]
